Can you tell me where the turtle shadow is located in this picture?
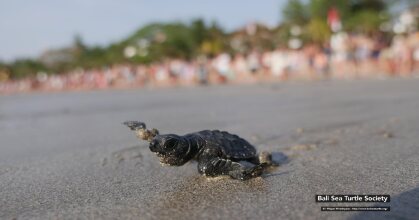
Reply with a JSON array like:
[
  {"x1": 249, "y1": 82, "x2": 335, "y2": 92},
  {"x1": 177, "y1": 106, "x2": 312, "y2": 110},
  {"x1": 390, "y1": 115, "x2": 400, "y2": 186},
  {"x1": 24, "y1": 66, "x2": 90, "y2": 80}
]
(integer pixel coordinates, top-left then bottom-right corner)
[
  {"x1": 263, "y1": 170, "x2": 291, "y2": 178},
  {"x1": 262, "y1": 152, "x2": 291, "y2": 179},
  {"x1": 349, "y1": 187, "x2": 419, "y2": 220},
  {"x1": 270, "y1": 152, "x2": 290, "y2": 166}
]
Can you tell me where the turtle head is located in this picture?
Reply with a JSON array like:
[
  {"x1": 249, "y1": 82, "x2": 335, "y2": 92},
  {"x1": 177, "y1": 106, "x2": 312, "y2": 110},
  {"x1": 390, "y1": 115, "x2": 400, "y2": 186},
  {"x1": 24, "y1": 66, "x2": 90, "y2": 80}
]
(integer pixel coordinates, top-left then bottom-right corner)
[{"x1": 149, "y1": 134, "x2": 191, "y2": 166}]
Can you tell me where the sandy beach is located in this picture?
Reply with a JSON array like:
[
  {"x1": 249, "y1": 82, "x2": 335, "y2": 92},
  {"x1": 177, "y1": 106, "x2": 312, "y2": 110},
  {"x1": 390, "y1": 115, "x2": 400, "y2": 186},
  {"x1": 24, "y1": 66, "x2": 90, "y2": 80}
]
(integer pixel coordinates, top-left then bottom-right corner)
[{"x1": 1, "y1": 79, "x2": 418, "y2": 220}]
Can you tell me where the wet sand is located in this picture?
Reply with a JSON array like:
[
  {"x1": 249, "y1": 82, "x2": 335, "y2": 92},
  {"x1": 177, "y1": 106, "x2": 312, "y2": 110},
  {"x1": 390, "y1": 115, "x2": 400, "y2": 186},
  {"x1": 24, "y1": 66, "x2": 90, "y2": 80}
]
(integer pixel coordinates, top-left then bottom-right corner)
[{"x1": 1, "y1": 79, "x2": 418, "y2": 220}]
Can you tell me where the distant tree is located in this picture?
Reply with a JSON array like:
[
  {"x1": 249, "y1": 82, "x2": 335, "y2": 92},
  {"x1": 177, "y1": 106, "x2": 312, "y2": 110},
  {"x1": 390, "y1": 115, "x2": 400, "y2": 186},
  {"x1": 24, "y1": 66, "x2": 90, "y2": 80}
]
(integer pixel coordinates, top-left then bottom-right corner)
[
  {"x1": 201, "y1": 21, "x2": 228, "y2": 56},
  {"x1": 307, "y1": 18, "x2": 331, "y2": 43},
  {"x1": 190, "y1": 19, "x2": 208, "y2": 48},
  {"x1": 9, "y1": 59, "x2": 47, "y2": 79},
  {"x1": 282, "y1": 0, "x2": 309, "y2": 25},
  {"x1": 308, "y1": 0, "x2": 350, "y2": 20},
  {"x1": 0, "y1": 62, "x2": 10, "y2": 81},
  {"x1": 346, "y1": 9, "x2": 389, "y2": 33},
  {"x1": 350, "y1": 0, "x2": 387, "y2": 12},
  {"x1": 73, "y1": 34, "x2": 87, "y2": 52},
  {"x1": 281, "y1": 0, "x2": 391, "y2": 44}
]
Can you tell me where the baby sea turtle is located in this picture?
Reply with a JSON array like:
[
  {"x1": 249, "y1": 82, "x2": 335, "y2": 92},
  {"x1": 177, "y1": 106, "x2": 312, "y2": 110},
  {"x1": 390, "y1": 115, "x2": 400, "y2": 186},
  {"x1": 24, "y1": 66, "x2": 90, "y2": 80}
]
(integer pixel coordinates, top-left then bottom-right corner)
[{"x1": 123, "y1": 121, "x2": 274, "y2": 180}]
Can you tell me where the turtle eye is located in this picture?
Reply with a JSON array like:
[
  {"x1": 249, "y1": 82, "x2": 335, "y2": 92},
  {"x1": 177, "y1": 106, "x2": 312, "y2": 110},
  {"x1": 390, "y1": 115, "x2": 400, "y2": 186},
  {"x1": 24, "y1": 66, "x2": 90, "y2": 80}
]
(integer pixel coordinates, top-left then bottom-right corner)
[{"x1": 149, "y1": 139, "x2": 159, "y2": 152}]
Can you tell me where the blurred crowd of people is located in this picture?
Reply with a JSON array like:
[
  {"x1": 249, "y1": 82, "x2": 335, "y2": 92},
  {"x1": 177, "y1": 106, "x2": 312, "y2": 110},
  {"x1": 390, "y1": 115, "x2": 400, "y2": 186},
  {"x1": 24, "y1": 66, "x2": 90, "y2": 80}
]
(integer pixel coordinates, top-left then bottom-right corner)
[{"x1": 1, "y1": 32, "x2": 418, "y2": 94}]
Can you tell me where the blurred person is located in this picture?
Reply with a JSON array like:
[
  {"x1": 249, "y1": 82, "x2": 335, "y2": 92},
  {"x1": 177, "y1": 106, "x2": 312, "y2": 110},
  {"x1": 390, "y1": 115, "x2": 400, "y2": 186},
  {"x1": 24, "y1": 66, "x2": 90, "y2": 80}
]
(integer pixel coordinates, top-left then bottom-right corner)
[
  {"x1": 178, "y1": 61, "x2": 195, "y2": 85},
  {"x1": 313, "y1": 46, "x2": 329, "y2": 77},
  {"x1": 288, "y1": 48, "x2": 308, "y2": 78},
  {"x1": 122, "y1": 66, "x2": 135, "y2": 85},
  {"x1": 155, "y1": 63, "x2": 171, "y2": 86},
  {"x1": 247, "y1": 51, "x2": 261, "y2": 74},
  {"x1": 134, "y1": 65, "x2": 149, "y2": 86},
  {"x1": 232, "y1": 53, "x2": 255, "y2": 83},
  {"x1": 232, "y1": 54, "x2": 247, "y2": 75},
  {"x1": 414, "y1": 48, "x2": 419, "y2": 74},
  {"x1": 261, "y1": 51, "x2": 272, "y2": 74},
  {"x1": 213, "y1": 53, "x2": 233, "y2": 83},
  {"x1": 391, "y1": 35, "x2": 413, "y2": 76},
  {"x1": 169, "y1": 59, "x2": 182, "y2": 81},
  {"x1": 406, "y1": 32, "x2": 418, "y2": 74},
  {"x1": 353, "y1": 35, "x2": 375, "y2": 77},
  {"x1": 330, "y1": 32, "x2": 350, "y2": 78},
  {"x1": 270, "y1": 47, "x2": 288, "y2": 79},
  {"x1": 196, "y1": 55, "x2": 209, "y2": 85}
]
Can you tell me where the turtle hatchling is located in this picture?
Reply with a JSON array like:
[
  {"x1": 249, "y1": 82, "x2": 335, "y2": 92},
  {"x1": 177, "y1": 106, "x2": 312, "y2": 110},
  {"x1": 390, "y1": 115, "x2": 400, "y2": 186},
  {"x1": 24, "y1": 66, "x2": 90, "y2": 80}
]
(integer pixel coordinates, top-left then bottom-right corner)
[{"x1": 123, "y1": 121, "x2": 275, "y2": 180}]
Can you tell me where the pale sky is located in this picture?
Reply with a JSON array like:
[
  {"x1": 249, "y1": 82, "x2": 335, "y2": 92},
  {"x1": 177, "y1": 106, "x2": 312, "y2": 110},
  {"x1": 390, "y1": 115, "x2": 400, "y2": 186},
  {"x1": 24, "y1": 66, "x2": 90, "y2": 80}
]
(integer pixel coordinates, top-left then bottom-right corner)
[{"x1": 0, "y1": 0, "x2": 285, "y2": 61}]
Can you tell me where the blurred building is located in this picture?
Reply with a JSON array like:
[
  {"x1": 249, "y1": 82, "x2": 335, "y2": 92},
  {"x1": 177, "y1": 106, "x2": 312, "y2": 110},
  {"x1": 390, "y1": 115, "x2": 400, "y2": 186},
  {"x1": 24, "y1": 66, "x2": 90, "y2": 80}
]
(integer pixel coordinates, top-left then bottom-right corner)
[{"x1": 39, "y1": 48, "x2": 74, "y2": 67}]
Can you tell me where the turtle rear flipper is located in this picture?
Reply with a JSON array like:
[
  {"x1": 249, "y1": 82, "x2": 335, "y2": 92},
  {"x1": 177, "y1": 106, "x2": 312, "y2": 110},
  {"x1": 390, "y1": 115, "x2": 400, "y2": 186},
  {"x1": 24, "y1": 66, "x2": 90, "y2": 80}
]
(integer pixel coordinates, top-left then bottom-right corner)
[
  {"x1": 198, "y1": 152, "x2": 266, "y2": 180},
  {"x1": 238, "y1": 163, "x2": 267, "y2": 179}
]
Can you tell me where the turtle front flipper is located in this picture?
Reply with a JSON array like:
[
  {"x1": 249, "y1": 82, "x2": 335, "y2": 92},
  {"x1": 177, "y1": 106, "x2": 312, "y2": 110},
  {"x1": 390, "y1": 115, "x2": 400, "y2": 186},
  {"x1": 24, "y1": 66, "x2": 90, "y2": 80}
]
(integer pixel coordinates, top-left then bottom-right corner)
[
  {"x1": 123, "y1": 121, "x2": 146, "y2": 131},
  {"x1": 123, "y1": 121, "x2": 159, "y2": 142},
  {"x1": 198, "y1": 151, "x2": 266, "y2": 180}
]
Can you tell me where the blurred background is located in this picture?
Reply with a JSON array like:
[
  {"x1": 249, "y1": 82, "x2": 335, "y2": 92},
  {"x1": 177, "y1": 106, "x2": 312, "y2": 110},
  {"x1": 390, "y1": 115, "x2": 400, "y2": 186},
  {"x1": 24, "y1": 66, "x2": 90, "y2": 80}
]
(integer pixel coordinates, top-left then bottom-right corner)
[
  {"x1": 0, "y1": 0, "x2": 418, "y2": 93},
  {"x1": 2, "y1": 2, "x2": 419, "y2": 219}
]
